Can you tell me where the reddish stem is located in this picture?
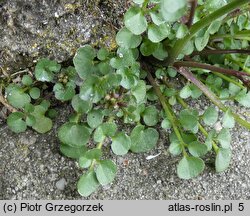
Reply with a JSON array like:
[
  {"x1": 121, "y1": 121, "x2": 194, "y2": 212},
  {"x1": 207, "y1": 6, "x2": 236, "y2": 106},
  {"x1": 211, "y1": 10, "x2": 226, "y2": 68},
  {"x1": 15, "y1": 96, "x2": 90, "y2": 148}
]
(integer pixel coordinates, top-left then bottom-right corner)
[
  {"x1": 174, "y1": 61, "x2": 250, "y2": 77},
  {"x1": 191, "y1": 49, "x2": 250, "y2": 57},
  {"x1": 187, "y1": 0, "x2": 198, "y2": 28}
]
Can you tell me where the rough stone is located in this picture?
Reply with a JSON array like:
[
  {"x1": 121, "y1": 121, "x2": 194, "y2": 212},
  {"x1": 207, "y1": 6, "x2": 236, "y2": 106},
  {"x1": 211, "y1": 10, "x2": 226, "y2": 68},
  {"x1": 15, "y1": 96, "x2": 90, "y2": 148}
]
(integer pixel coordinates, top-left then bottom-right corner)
[
  {"x1": 56, "y1": 178, "x2": 67, "y2": 191},
  {"x1": 0, "y1": 0, "x2": 125, "y2": 74}
]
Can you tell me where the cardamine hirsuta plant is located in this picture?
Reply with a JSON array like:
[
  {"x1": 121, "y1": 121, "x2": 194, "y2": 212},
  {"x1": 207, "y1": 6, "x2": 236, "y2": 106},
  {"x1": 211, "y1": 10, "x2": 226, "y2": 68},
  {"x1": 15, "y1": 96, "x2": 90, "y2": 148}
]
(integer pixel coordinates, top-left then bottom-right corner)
[{"x1": 1, "y1": 0, "x2": 250, "y2": 196}]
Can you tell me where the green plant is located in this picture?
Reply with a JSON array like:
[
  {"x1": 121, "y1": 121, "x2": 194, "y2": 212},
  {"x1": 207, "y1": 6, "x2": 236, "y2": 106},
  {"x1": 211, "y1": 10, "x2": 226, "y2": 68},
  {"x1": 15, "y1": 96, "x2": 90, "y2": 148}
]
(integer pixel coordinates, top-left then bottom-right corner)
[{"x1": 1, "y1": 0, "x2": 250, "y2": 196}]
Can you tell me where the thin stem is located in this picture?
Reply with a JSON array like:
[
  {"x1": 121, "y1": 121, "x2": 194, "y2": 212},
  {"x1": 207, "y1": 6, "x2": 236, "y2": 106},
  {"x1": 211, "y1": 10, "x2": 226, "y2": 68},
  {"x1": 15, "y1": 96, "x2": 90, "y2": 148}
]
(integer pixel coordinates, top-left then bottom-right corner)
[
  {"x1": 89, "y1": 141, "x2": 103, "y2": 170},
  {"x1": 143, "y1": 63, "x2": 187, "y2": 155},
  {"x1": 187, "y1": 0, "x2": 198, "y2": 28},
  {"x1": 226, "y1": 55, "x2": 250, "y2": 74},
  {"x1": 212, "y1": 72, "x2": 245, "y2": 89},
  {"x1": 163, "y1": 79, "x2": 220, "y2": 153},
  {"x1": 89, "y1": 115, "x2": 114, "y2": 170},
  {"x1": 210, "y1": 30, "x2": 250, "y2": 40},
  {"x1": 176, "y1": 66, "x2": 250, "y2": 130},
  {"x1": 173, "y1": 61, "x2": 250, "y2": 88},
  {"x1": 174, "y1": 61, "x2": 250, "y2": 77},
  {"x1": 10, "y1": 69, "x2": 31, "y2": 78},
  {"x1": 223, "y1": 5, "x2": 250, "y2": 23},
  {"x1": 166, "y1": 0, "x2": 250, "y2": 65},
  {"x1": 191, "y1": 49, "x2": 250, "y2": 57},
  {"x1": 75, "y1": 113, "x2": 82, "y2": 124}
]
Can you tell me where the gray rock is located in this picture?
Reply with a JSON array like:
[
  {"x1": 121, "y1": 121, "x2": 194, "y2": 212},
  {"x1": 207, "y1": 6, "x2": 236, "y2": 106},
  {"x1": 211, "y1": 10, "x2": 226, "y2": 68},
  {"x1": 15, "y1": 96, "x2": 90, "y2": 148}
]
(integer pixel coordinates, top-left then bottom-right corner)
[
  {"x1": 0, "y1": 0, "x2": 124, "y2": 74},
  {"x1": 56, "y1": 178, "x2": 67, "y2": 191}
]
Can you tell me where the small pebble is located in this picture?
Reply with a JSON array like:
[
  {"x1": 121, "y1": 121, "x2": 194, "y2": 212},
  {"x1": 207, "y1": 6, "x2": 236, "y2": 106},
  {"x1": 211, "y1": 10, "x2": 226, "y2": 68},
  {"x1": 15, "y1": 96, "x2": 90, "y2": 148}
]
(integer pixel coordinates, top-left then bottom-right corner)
[{"x1": 56, "y1": 178, "x2": 67, "y2": 191}]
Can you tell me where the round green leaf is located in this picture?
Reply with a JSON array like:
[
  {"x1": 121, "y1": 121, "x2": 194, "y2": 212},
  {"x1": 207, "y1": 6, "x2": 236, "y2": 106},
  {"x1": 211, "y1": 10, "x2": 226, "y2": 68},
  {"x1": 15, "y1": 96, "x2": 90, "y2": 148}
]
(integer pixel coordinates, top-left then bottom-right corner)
[
  {"x1": 235, "y1": 91, "x2": 250, "y2": 107},
  {"x1": 26, "y1": 114, "x2": 36, "y2": 127},
  {"x1": 130, "y1": 125, "x2": 159, "y2": 153},
  {"x1": 182, "y1": 39, "x2": 194, "y2": 55},
  {"x1": 180, "y1": 84, "x2": 202, "y2": 99},
  {"x1": 7, "y1": 112, "x2": 27, "y2": 133},
  {"x1": 7, "y1": 88, "x2": 31, "y2": 109},
  {"x1": 161, "y1": 7, "x2": 185, "y2": 22},
  {"x1": 205, "y1": 0, "x2": 227, "y2": 12},
  {"x1": 35, "y1": 58, "x2": 61, "y2": 82},
  {"x1": 22, "y1": 75, "x2": 33, "y2": 86},
  {"x1": 140, "y1": 39, "x2": 159, "y2": 56},
  {"x1": 195, "y1": 32, "x2": 210, "y2": 51},
  {"x1": 203, "y1": 106, "x2": 218, "y2": 126},
  {"x1": 152, "y1": 43, "x2": 168, "y2": 60},
  {"x1": 40, "y1": 100, "x2": 50, "y2": 110},
  {"x1": 161, "y1": 118, "x2": 171, "y2": 129},
  {"x1": 176, "y1": 23, "x2": 189, "y2": 39},
  {"x1": 215, "y1": 148, "x2": 232, "y2": 172},
  {"x1": 71, "y1": 95, "x2": 92, "y2": 113},
  {"x1": 116, "y1": 27, "x2": 142, "y2": 48},
  {"x1": 93, "y1": 127, "x2": 106, "y2": 143},
  {"x1": 167, "y1": 67, "x2": 177, "y2": 77},
  {"x1": 177, "y1": 156, "x2": 205, "y2": 179},
  {"x1": 142, "y1": 106, "x2": 159, "y2": 126},
  {"x1": 207, "y1": 20, "x2": 222, "y2": 34},
  {"x1": 97, "y1": 48, "x2": 109, "y2": 61},
  {"x1": 189, "y1": 84, "x2": 202, "y2": 99},
  {"x1": 87, "y1": 110, "x2": 104, "y2": 128},
  {"x1": 147, "y1": 23, "x2": 170, "y2": 43},
  {"x1": 131, "y1": 80, "x2": 146, "y2": 103},
  {"x1": 179, "y1": 109, "x2": 198, "y2": 131},
  {"x1": 53, "y1": 82, "x2": 75, "y2": 101},
  {"x1": 179, "y1": 85, "x2": 192, "y2": 99},
  {"x1": 58, "y1": 122, "x2": 90, "y2": 147},
  {"x1": 93, "y1": 122, "x2": 117, "y2": 143},
  {"x1": 85, "y1": 148, "x2": 102, "y2": 160},
  {"x1": 60, "y1": 143, "x2": 87, "y2": 159},
  {"x1": 160, "y1": 0, "x2": 186, "y2": 13},
  {"x1": 149, "y1": 11, "x2": 165, "y2": 26},
  {"x1": 169, "y1": 141, "x2": 182, "y2": 156},
  {"x1": 124, "y1": 6, "x2": 147, "y2": 35},
  {"x1": 24, "y1": 103, "x2": 35, "y2": 113},
  {"x1": 73, "y1": 45, "x2": 96, "y2": 79},
  {"x1": 217, "y1": 128, "x2": 231, "y2": 149},
  {"x1": 79, "y1": 76, "x2": 105, "y2": 103},
  {"x1": 79, "y1": 156, "x2": 92, "y2": 168},
  {"x1": 95, "y1": 160, "x2": 117, "y2": 185},
  {"x1": 111, "y1": 132, "x2": 131, "y2": 155},
  {"x1": 77, "y1": 171, "x2": 100, "y2": 197},
  {"x1": 222, "y1": 109, "x2": 235, "y2": 129},
  {"x1": 97, "y1": 62, "x2": 113, "y2": 75},
  {"x1": 100, "y1": 122, "x2": 117, "y2": 137},
  {"x1": 30, "y1": 105, "x2": 52, "y2": 134},
  {"x1": 47, "y1": 109, "x2": 58, "y2": 119},
  {"x1": 117, "y1": 67, "x2": 139, "y2": 89},
  {"x1": 188, "y1": 141, "x2": 208, "y2": 157},
  {"x1": 205, "y1": 130, "x2": 216, "y2": 151},
  {"x1": 29, "y1": 87, "x2": 41, "y2": 99}
]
